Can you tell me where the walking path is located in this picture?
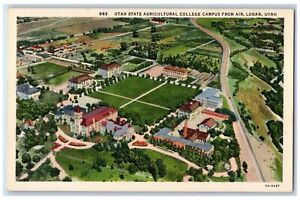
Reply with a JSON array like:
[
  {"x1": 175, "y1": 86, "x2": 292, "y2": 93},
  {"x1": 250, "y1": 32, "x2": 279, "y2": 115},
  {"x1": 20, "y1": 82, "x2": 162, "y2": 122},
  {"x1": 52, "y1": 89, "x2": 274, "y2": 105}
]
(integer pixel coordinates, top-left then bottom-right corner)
[
  {"x1": 18, "y1": 152, "x2": 52, "y2": 180},
  {"x1": 120, "y1": 82, "x2": 167, "y2": 109},
  {"x1": 187, "y1": 39, "x2": 215, "y2": 52},
  {"x1": 49, "y1": 151, "x2": 68, "y2": 180},
  {"x1": 128, "y1": 135, "x2": 230, "y2": 178},
  {"x1": 98, "y1": 90, "x2": 170, "y2": 110}
]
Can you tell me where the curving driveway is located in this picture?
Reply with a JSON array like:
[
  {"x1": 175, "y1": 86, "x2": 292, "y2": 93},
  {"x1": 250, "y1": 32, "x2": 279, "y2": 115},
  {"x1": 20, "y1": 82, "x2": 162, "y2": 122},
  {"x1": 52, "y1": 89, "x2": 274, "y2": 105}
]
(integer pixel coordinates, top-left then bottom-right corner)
[{"x1": 190, "y1": 18, "x2": 264, "y2": 182}]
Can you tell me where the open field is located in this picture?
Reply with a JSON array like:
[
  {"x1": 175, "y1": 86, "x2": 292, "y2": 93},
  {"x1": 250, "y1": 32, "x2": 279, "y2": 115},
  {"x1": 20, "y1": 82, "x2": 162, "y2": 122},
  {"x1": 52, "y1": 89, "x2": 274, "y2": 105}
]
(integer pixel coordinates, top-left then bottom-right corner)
[
  {"x1": 56, "y1": 148, "x2": 153, "y2": 181},
  {"x1": 141, "y1": 149, "x2": 188, "y2": 181},
  {"x1": 232, "y1": 48, "x2": 276, "y2": 68},
  {"x1": 88, "y1": 92, "x2": 130, "y2": 108},
  {"x1": 22, "y1": 62, "x2": 67, "y2": 81},
  {"x1": 38, "y1": 90, "x2": 66, "y2": 105},
  {"x1": 47, "y1": 71, "x2": 83, "y2": 85},
  {"x1": 55, "y1": 19, "x2": 121, "y2": 35},
  {"x1": 121, "y1": 101, "x2": 169, "y2": 124},
  {"x1": 139, "y1": 84, "x2": 199, "y2": 109},
  {"x1": 87, "y1": 40, "x2": 120, "y2": 53},
  {"x1": 102, "y1": 76, "x2": 161, "y2": 98},
  {"x1": 237, "y1": 76, "x2": 277, "y2": 142},
  {"x1": 56, "y1": 148, "x2": 187, "y2": 181},
  {"x1": 18, "y1": 18, "x2": 123, "y2": 41}
]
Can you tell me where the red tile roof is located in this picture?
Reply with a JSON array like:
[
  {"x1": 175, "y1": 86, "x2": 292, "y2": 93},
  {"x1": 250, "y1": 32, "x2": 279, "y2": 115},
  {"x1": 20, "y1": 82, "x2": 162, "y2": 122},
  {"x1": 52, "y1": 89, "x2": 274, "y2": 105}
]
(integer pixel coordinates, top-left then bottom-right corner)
[
  {"x1": 200, "y1": 118, "x2": 217, "y2": 128},
  {"x1": 184, "y1": 128, "x2": 209, "y2": 141},
  {"x1": 81, "y1": 107, "x2": 117, "y2": 126},
  {"x1": 132, "y1": 141, "x2": 148, "y2": 147},
  {"x1": 164, "y1": 66, "x2": 187, "y2": 74},
  {"x1": 100, "y1": 62, "x2": 121, "y2": 70},
  {"x1": 151, "y1": 18, "x2": 166, "y2": 23},
  {"x1": 202, "y1": 109, "x2": 229, "y2": 120},
  {"x1": 179, "y1": 100, "x2": 202, "y2": 113},
  {"x1": 69, "y1": 74, "x2": 92, "y2": 84}
]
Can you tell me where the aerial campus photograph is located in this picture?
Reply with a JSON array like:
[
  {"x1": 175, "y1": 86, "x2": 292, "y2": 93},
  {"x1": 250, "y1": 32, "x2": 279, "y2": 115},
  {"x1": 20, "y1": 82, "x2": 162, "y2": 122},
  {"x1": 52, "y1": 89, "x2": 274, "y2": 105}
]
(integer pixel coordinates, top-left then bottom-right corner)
[{"x1": 15, "y1": 17, "x2": 283, "y2": 183}]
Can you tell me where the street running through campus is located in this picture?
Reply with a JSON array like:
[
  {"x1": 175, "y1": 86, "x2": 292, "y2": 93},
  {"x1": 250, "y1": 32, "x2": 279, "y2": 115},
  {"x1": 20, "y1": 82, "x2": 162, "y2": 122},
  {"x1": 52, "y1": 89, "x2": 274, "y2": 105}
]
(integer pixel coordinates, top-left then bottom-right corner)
[{"x1": 190, "y1": 18, "x2": 264, "y2": 182}]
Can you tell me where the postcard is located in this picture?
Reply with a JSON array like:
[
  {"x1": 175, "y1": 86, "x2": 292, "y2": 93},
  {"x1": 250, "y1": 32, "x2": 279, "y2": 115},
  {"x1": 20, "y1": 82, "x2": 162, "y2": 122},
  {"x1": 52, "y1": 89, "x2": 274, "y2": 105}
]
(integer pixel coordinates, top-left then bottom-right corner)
[{"x1": 7, "y1": 7, "x2": 294, "y2": 192}]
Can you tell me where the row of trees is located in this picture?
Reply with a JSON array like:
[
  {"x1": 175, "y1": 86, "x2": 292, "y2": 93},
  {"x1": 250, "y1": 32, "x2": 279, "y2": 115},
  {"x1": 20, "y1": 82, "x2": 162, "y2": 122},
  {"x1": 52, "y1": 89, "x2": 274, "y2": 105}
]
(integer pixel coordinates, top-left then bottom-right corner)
[{"x1": 158, "y1": 53, "x2": 221, "y2": 73}]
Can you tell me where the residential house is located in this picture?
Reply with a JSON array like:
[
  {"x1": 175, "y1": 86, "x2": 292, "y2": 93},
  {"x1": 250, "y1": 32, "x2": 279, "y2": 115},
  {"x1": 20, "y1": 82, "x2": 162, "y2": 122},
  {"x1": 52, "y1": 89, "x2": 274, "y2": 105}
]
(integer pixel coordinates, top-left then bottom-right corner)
[
  {"x1": 162, "y1": 66, "x2": 188, "y2": 81},
  {"x1": 195, "y1": 87, "x2": 223, "y2": 109},
  {"x1": 17, "y1": 82, "x2": 41, "y2": 100},
  {"x1": 69, "y1": 74, "x2": 93, "y2": 90},
  {"x1": 178, "y1": 100, "x2": 202, "y2": 119},
  {"x1": 97, "y1": 62, "x2": 121, "y2": 78}
]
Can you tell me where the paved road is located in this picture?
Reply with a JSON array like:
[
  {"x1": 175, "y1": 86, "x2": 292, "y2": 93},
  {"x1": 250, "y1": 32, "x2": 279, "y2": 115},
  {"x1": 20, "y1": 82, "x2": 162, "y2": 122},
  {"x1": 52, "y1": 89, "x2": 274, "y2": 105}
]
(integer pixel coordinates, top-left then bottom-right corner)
[{"x1": 190, "y1": 18, "x2": 264, "y2": 182}]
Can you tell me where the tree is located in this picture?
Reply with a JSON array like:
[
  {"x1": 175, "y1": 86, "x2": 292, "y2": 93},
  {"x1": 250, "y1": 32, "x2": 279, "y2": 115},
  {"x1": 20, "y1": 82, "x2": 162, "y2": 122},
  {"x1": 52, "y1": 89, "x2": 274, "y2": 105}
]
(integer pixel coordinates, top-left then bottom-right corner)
[
  {"x1": 242, "y1": 161, "x2": 248, "y2": 173},
  {"x1": 69, "y1": 164, "x2": 74, "y2": 171},
  {"x1": 50, "y1": 167, "x2": 60, "y2": 177},
  {"x1": 120, "y1": 42, "x2": 128, "y2": 51},
  {"x1": 21, "y1": 152, "x2": 31, "y2": 164},
  {"x1": 155, "y1": 159, "x2": 166, "y2": 178},
  {"x1": 151, "y1": 26, "x2": 156, "y2": 33},
  {"x1": 62, "y1": 176, "x2": 72, "y2": 182},
  {"x1": 128, "y1": 163, "x2": 138, "y2": 174},
  {"x1": 208, "y1": 169, "x2": 214, "y2": 177},
  {"x1": 132, "y1": 30, "x2": 138, "y2": 38},
  {"x1": 148, "y1": 163, "x2": 158, "y2": 181},
  {"x1": 16, "y1": 161, "x2": 23, "y2": 176},
  {"x1": 32, "y1": 155, "x2": 40, "y2": 163}
]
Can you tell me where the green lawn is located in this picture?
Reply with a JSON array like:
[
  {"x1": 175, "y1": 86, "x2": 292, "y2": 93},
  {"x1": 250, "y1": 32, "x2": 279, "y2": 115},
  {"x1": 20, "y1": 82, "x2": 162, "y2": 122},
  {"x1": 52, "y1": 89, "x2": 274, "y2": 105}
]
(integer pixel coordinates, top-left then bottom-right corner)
[
  {"x1": 141, "y1": 149, "x2": 188, "y2": 181},
  {"x1": 56, "y1": 148, "x2": 154, "y2": 182},
  {"x1": 89, "y1": 92, "x2": 130, "y2": 108},
  {"x1": 160, "y1": 44, "x2": 196, "y2": 57},
  {"x1": 55, "y1": 148, "x2": 188, "y2": 182},
  {"x1": 122, "y1": 63, "x2": 139, "y2": 72},
  {"x1": 220, "y1": 95, "x2": 230, "y2": 110},
  {"x1": 25, "y1": 62, "x2": 67, "y2": 80},
  {"x1": 140, "y1": 84, "x2": 199, "y2": 109},
  {"x1": 102, "y1": 76, "x2": 161, "y2": 98},
  {"x1": 38, "y1": 90, "x2": 66, "y2": 105},
  {"x1": 121, "y1": 101, "x2": 169, "y2": 124},
  {"x1": 47, "y1": 71, "x2": 83, "y2": 85}
]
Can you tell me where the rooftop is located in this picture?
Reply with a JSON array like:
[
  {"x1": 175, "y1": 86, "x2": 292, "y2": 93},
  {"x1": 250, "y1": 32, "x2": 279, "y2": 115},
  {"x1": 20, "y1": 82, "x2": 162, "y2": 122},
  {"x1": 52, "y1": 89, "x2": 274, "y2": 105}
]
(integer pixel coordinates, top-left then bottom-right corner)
[
  {"x1": 55, "y1": 105, "x2": 85, "y2": 116},
  {"x1": 100, "y1": 62, "x2": 121, "y2": 70},
  {"x1": 196, "y1": 87, "x2": 221, "y2": 102},
  {"x1": 155, "y1": 128, "x2": 213, "y2": 151},
  {"x1": 184, "y1": 128, "x2": 209, "y2": 141},
  {"x1": 17, "y1": 82, "x2": 40, "y2": 95},
  {"x1": 81, "y1": 106, "x2": 117, "y2": 127},
  {"x1": 69, "y1": 74, "x2": 92, "y2": 84},
  {"x1": 103, "y1": 120, "x2": 130, "y2": 137},
  {"x1": 199, "y1": 118, "x2": 217, "y2": 128},
  {"x1": 179, "y1": 100, "x2": 202, "y2": 113},
  {"x1": 163, "y1": 66, "x2": 188, "y2": 74}
]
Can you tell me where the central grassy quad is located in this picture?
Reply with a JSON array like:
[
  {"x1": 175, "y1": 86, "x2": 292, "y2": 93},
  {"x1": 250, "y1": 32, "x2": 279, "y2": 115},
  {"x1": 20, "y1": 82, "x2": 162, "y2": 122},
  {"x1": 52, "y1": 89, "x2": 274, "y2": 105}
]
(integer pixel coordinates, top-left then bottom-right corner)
[{"x1": 89, "y1": 76, "x2": 199, "y2": 124}]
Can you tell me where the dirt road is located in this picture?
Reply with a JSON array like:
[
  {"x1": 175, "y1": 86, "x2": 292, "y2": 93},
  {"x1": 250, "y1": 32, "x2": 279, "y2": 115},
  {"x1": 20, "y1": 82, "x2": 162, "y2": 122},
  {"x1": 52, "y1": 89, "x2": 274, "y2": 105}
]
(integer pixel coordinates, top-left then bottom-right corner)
[{"x1": 190, "y1": 18, "x2": 264, "y2": 182}]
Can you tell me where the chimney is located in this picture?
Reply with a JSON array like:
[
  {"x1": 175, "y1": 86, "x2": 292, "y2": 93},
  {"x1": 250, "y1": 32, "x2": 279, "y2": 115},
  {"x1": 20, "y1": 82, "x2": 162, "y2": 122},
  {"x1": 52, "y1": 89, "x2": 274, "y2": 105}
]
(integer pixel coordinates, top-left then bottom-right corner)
[
  {"x1": 183, "y1": 119, "x2": 188, "y2": 138},
  {"x1": 74, "y1": 105, "x2": 81, "y2": 113}
]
